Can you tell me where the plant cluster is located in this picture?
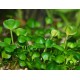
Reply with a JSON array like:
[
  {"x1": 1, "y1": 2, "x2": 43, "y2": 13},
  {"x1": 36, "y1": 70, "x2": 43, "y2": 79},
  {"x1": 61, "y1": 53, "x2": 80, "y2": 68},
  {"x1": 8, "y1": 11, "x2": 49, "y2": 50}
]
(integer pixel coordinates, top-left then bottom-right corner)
[{"x1": 0, "y1": 18, "x2": 80, "y2": 70}]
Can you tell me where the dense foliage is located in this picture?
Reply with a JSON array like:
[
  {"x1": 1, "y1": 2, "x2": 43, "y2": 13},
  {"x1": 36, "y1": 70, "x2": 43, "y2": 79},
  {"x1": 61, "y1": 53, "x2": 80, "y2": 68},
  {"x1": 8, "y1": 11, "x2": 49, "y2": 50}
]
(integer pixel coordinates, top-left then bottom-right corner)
[{"x1": 0, "y1": 10, "x2": 80, "y2": 70}]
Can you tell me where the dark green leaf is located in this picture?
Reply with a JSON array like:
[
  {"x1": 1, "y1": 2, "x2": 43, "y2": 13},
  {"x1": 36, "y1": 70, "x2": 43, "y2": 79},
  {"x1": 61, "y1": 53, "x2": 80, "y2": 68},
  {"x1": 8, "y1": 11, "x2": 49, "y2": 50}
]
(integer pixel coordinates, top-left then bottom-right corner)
[
  {"x1": 47, "y1": 63, "x2": 57, "y2": 70},
  {"x1": 35, "y1": 61, "x2": 41, "y2": 69},
  {"x1": 0, "y1": 26, "x2": 2, "y2": 34},
  {"x1": 32, "y1": 52, "x2": 40, "y2": 60},
  {"x1": 26, "y1": 18, "x2": 35, "y2": 28},
  {"x1": 41, "y1": 64, "x2": 46, "y2": 69},
  {"x1": 18, "y1": 36, "x2": 26, "y2": 43},
  {"x1": 19, "y1": 60, "x2": 26, "y2": 67},
  {"x1": 5, "y1": 45, "x2": 16, "y2": 52},
  {"x1": 26, "y1": 61, "x2": 33, "y2": 69},
  {"x1": 75, "y1": 66, "x2": 80, "y2": 70},
  {"x1": 18, "y1": 54, "x2": 26, "y2": 60}
]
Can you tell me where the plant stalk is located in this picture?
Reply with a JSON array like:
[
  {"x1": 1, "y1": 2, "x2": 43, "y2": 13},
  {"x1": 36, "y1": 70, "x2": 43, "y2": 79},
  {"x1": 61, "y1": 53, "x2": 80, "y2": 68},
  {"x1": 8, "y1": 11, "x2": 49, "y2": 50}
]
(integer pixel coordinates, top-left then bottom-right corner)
[
  {"x1": 64, "y1": 35, "x2": 68, "y2": 49},
  {"x1": 59, "y1": 13, "x2": 70, "y2": 26},
  {"x1": 10, "y1": 30, "x2": 14, "y2": 44}
]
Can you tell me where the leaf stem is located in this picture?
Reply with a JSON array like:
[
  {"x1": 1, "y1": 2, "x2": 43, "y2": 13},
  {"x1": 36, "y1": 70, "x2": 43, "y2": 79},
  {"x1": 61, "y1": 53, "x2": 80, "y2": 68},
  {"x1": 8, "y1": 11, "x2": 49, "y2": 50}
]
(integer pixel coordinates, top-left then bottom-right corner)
[
  {"x1": 10, "y1": 30, "x2": 14, "y2": 44},
  {"x1": 59, "y1": 13, "x2": 70, "y2": 26},
  {"x1": 43, "y1": 48, "x2": 47, "y2": 52},
  {"x1": 64, "y1": 35, "x2": 68, "y2": 49}
]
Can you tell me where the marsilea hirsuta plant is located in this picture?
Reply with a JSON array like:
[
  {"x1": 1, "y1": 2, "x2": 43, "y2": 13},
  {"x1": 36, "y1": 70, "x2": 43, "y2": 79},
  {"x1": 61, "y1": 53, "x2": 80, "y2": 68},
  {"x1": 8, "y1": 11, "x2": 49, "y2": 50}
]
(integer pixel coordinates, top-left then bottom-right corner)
[{"x1": 0, "y1": 18, "x2": 80, "y2": 70}]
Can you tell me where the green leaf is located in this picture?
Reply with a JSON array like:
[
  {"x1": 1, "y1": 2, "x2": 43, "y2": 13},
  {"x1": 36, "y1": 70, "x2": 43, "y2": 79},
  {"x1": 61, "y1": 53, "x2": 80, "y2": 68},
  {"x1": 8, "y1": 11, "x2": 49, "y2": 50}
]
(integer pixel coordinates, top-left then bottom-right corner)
[
  {"x1": 26, "y1": 36, "x2": 31, "y2": 42},
  {"x1": 55, "y1": 55, "x2": 65, "y2": 64},
  {"x1": 19, "y1": 60, "x2": 26, "y2": 67},
  {"x1": 33, "y1": 44, "x2": 45, "y2": 49},
  {"x1": 2, "y1": 51, "x2": 11, "y2": 59},
  {"x1": 26, "y1": 61, "x2": 33, "y2": 69},
  {"x1": 34, "y1": 60, "x2": 41, "y2": 69},
  {"x1": 60, "y1": 65, "x2": 67, "y2": 70},
  {"x1": 32, "y1": 52, "x2": 40, "y2": 60},
  {"x1": 66, "y1": 54, "x2": 77, "y2": 65},
  {"x1": 53, "y1": 44, "x2": 64, "y2": 51},
  {"x1": 26, "y1": 18, "x2": 35, "y2": 28},
  {"x1": 41, "y1": 64, "x2": 46, "y2": 69},
  {"x1": 3, "y1": 19, "x2": 20, "y2": 30},
  {"x1": 45, "y1": 17, "x2": 53, "y2": 24},
  {"x1": 67, "y1": 42, "x2": 76, "y2": 48},
  {"x1": 51, "y1": 29, "x2": 60, "y2": 37},
  {"x1": 57, "y1": 22, "x2": 63, "y2": 28},
  {"x1": 5, "y1": 45, "x2": 16, "y2": 52},
  {"x1": 35, "y1": 21, "x2": 41, "y2": 28},
  {"x1": 35, "y1": 37, "x2": 45, "y2": 44},
  {"x1": 74, "y1": 53, "x2": 80, "y2": 60},
  {"x1": 15, "y1": 28, "x2": 27, "y2": 36},
  {"x1": 18, "y1": 36, "x2": 26, "y2": 43},
  {"x1": 4, "y1": 38, "x2": 11, "y2": 45},
  {"x1": 64, "y1": 26, "x2": 77, "y2": 36},
  {"x1": 42, "y1": 52, "x2": 49, "y2": 61},
  {"x1": 35, "y1": 29, "x2": 44, "y2": 36},
  {"x1": 18, "y1": 54, "x2": 26, "y2": 60},
  {"x1": 27, "y1": 18, "x2": 41, "y2": 28},
  {"x1": 75, "y1": 66, "x2": 80, "y2": 70},
  {"x1": 45, "y1": 39, "x2": 53, "y2": 48},
  {"x1": 0, "y1": 42, "x2": 7, "y2": 47},
  {"x1": 47, "y1": 63, "x2": 57, "y2": 70},
  {"x1": 77, "y1": 39, "x2": 80, "y2": 47}
]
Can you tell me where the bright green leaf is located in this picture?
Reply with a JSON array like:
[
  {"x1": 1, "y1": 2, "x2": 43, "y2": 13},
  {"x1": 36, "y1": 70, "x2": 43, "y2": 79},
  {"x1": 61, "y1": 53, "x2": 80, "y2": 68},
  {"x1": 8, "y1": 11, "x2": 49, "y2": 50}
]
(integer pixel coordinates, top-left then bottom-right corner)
[
  {"x1": 3, "y1": 19, "x2": 20, "y2": 30},
  {"x1": 35, "y1": 21, "x2": 41, "y2": 28},
  {"x1": 15, "y1": 28, "x2": 27, "y2": 36},
  {"x1": 64, "y1": 26, "x2": 77, "y2": 36},
  {"x1": 2, "y1": 51, "x2": 11, "y2": 59},
  {"x1": 51, "y1": 29, "x2": 60, "y2": 37},
  {"x1": 67, "y1": 42, "x2": 76, "y2": 48},
  {"x1": 4, "y1": 38, "x2": 11, "y2": 45},
  {"x1": 42, "y1": 52, "x2": 49, "y2": 61},
  {"x1": 36, "y1": 37, "x2": 45, "y2": 44},
  {"x1": 45, "y1": 17, "x2": 53, "y2": 24},
  {"x1": 32, "y1": 52, "x2": 40, "y2": 60},
  {"x1": 45, "y1": 39, "x2": 53, "y2": 48},
  {"x1": 0, "y1": 42, "x2": 7, "y2": 47},
  {"x1": 55, "y1": 55, "x2": 65, "y2": 64},
  {"x1": 53, "y1": 44, "x2": 64, "y2": 51}
]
